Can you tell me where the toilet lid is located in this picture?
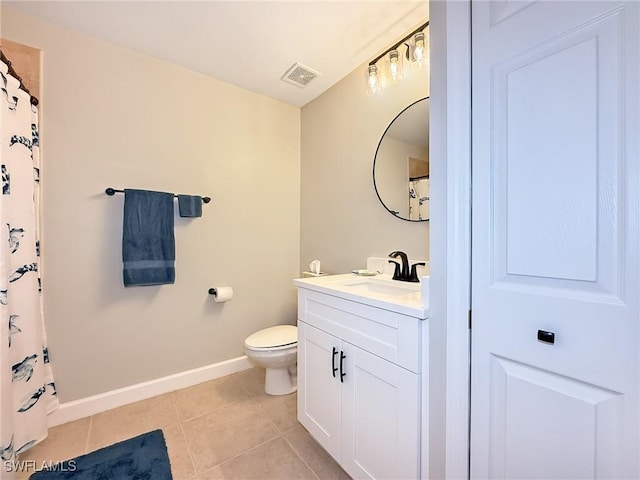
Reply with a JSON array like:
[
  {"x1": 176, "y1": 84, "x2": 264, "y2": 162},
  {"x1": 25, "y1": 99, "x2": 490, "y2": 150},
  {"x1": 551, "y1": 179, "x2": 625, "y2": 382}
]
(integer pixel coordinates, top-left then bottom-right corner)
[{"x1": 245, "y1": 325, "x2": 297, "y2": 349}]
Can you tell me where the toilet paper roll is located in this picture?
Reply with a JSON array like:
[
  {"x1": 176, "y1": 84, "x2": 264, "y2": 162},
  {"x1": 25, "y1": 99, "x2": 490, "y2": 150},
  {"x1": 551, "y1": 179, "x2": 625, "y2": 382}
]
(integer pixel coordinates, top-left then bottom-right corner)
[{"x1": 212, "y1": 286, "x2": 233, "y2": 303}]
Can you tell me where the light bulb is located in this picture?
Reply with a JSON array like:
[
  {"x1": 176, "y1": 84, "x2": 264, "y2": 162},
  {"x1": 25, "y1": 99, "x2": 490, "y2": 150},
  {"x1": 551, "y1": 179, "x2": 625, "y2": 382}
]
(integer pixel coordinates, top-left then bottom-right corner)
[
  {"x1": 413, "y1": 33, "x2": 425, "y2": 62},
  {"x1": 386, "y1": 49, "x2": 403, "y2": 83},
  {"x1": 366, "y1": 64, "x2": 382, "y2": 95},
  {"x1": 409, "y1": 32, "x2": 427, "y2": 71}
]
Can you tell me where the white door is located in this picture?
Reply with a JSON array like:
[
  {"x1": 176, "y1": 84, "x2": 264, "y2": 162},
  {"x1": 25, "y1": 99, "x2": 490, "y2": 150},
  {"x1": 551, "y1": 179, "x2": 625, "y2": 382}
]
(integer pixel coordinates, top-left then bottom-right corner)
[
  {"x1": 471, "y1": 1, "x2": 639, "y2": 479},
  {"x1": 297, "y1": 321, "x2": 342, "y2": 461}
]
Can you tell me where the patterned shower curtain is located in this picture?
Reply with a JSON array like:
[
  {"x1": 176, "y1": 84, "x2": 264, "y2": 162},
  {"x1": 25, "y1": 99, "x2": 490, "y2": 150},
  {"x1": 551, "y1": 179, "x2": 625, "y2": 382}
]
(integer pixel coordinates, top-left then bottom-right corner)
[
  {"x1": 409, "y1": 177, "x2": 429, "y2": 221},
  {"x1": 0, "y1": 59, "x2": 58, "y2": 469}
]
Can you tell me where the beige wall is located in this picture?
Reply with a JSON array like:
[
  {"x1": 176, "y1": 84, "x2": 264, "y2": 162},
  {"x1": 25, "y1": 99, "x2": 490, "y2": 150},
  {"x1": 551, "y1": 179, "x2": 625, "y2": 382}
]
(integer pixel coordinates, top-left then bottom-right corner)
[
  {"x1": 300, "y1": 61, "x2": 429, "y2": 273},
  {"x1": 2, "y1": 8, "x2": 301, "y2": 402}
]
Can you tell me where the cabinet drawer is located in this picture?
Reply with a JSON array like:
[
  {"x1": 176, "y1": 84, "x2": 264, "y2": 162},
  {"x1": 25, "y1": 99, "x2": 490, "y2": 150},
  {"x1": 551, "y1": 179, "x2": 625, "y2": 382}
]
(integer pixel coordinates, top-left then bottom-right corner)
[{"x1": 298, "y1": 289, "x2": 422, "y2": 373}]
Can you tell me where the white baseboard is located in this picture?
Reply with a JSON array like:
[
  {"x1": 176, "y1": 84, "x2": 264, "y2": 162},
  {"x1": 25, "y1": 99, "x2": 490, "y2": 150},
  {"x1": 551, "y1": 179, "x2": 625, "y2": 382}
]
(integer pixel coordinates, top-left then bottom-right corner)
[{"x1": 47, "y1": 355, "x2": 254, "y2": 427}]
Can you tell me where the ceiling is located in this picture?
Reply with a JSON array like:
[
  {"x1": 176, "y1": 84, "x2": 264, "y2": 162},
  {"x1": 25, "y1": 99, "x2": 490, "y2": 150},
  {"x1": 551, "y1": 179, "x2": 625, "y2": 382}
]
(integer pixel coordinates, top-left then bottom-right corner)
[{"x1": 6, "y1": 1, "x2": 429, "y2": 107}]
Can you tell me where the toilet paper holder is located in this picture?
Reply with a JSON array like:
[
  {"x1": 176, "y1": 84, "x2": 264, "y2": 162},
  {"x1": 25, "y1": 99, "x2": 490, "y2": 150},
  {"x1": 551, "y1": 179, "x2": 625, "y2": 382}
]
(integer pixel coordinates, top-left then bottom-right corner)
[{"x1": 208, "y1": 286, "x2": 234, "y2": 303}]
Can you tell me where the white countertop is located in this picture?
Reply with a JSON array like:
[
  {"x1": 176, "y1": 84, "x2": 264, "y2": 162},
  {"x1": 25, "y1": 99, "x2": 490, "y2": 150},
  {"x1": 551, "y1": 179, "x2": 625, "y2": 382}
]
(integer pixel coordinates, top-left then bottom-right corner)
[{"x1": 294, "y1": 273, "x2": 429, "y2": 319}]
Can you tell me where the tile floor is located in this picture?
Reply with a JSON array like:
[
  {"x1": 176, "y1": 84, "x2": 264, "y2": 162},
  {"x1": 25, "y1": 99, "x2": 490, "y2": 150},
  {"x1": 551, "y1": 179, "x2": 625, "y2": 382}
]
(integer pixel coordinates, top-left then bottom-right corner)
[{"x1": 15, "y1": 368, "x2": 350, "y2": 480}]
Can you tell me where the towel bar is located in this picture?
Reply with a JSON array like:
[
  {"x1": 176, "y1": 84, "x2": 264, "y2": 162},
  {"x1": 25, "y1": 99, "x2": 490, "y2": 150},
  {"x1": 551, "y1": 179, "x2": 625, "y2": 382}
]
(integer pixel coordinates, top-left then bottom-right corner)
[{"x1": 105, "y1": 187, "x2": 211, "y2": 203}]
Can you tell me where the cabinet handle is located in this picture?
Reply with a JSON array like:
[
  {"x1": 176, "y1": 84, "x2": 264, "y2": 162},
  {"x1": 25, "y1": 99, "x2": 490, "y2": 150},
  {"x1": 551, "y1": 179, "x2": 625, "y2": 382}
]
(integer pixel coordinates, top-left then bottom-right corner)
[
  {"x1": 332, "y1": 347, "x2": 338, "y2": 378},
  {"x1": 537, "y1": 329, "x2": 555, "y2": 345},
  {"x1": 340, "y1": 351, "x2": 346, "y2": 383}
]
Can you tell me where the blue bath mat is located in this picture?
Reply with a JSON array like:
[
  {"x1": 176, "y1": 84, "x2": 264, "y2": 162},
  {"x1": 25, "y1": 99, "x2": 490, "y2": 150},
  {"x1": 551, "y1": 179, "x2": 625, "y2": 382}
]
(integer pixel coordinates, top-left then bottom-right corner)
[{"x1": 30, "y1": 429, "x2": 172, "y2": 479}]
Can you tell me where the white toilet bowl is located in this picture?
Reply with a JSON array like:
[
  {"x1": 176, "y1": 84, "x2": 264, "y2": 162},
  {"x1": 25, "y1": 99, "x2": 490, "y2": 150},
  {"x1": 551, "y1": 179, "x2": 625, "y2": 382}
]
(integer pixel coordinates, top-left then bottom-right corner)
[{"x1": 244, "y1": 325, "x2": 297, "y2": 395}]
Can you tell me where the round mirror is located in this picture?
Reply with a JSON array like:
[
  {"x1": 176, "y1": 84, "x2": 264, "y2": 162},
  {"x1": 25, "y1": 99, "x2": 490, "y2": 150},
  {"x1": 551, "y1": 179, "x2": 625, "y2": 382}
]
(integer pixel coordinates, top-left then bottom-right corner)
[{"x1": 373, "y1": 97, "x2": 429, "y2": 222}]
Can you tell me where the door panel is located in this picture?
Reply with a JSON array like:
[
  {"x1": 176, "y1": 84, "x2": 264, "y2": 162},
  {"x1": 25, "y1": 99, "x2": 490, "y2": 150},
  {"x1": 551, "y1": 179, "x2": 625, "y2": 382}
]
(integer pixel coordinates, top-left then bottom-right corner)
[
  {"x1": 471, "y1": 1, "x2": 639, "y2": 478},
  {"x1": 502, "y1": 35, "x2": 598, "y2": 281},
  {"x1": 488, "y1": 355, "x2": 622, "y2": 479},
  {"x1": 341, "y1": 343, "x2": 419, "y2": 480},
  {"x1": 297, "y1": 321, "x2": 341, "y2": 460},
  {"x1": 490, "y1": 6, "x2": 622, "y2": 297}
]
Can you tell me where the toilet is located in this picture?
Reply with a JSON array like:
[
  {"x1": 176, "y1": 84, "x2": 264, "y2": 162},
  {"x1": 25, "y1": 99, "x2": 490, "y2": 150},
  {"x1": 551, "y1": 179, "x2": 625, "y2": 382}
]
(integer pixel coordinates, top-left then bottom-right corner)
[{"x1": 244, "y1": 325, "x2": 298, "y2": 395}]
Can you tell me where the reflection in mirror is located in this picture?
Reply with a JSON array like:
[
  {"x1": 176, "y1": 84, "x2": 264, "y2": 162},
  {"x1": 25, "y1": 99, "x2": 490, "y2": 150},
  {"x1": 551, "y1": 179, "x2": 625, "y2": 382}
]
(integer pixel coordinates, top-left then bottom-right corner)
[{"x1": 373, "y1": 97, "x2": 429, "y2": 222}]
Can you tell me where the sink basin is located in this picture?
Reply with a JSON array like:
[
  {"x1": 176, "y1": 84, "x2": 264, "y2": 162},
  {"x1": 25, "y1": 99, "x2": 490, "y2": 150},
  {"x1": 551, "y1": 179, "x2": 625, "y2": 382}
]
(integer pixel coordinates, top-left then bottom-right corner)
[{"x1": 341, "y1": 278, "x2": 419, "y2": 297}]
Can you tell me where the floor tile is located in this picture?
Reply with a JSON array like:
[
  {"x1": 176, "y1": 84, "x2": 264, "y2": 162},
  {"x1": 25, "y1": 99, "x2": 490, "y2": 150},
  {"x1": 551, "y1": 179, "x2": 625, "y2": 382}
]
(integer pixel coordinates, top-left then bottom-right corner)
[
  {"x1": 255, "y1": 391, "x2": 298, "y2": 433},
  {"x1": 87, "y1": 393, "x2": 180, "y2": 451},
  {"x1": 19, "y1": 416, "x2": 90, "y2": 463},
  {"x1": 198, "y1": 437, "x2": 317, "y2": 480},
  {"x1": 233, "y1": 367, "x2": 265, "y2": 397},
  {"x1": 183, "y1": 398, "x2": 279, "y2": 473},
  {"x1": 285, "y1": 424, "x2": 351, "y2": 480},
  {"x1": 11, "y1": 417, "x2": 91, "y2": 480},
  {"x1": 9, "y1": 367, "x2": 351, "y2": 480},
  {"x1": 162, "y1": 424, "x2": 196, "y2": 480},
  {"x1": 172, "y1": 375, "x2": 249, "y2": 421}
]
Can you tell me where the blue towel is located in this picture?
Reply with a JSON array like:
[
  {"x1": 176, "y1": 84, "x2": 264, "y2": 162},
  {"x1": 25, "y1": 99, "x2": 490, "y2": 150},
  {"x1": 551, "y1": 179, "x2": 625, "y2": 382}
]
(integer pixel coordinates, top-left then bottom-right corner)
[
  {"x1": 122, "y1": 189, "x2": 175, "y2": 286},
  {"x1": 177, "y1": 194, "x2": 202, "y2": 217}
]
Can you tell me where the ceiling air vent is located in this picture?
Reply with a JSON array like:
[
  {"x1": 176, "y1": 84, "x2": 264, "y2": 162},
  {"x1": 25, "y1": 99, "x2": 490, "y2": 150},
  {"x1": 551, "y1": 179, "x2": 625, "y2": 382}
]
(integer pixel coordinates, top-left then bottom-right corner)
[{"x1": 281, "y1": 63, "x2": 320, "y2": 88}]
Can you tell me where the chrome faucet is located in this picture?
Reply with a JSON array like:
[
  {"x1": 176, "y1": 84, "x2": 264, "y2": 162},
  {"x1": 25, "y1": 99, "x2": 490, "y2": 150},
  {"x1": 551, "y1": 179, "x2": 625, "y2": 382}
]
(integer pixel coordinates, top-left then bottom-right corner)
[{"x1": 388, "y1": 251, "x2": 424, "y2": 282}]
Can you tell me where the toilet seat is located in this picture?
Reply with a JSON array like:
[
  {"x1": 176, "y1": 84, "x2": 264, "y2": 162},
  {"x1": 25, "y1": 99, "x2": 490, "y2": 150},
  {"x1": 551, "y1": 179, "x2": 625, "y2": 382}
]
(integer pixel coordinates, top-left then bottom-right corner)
[{"x1": 244, "y1": 325, "x2": 297, "y2": 351}]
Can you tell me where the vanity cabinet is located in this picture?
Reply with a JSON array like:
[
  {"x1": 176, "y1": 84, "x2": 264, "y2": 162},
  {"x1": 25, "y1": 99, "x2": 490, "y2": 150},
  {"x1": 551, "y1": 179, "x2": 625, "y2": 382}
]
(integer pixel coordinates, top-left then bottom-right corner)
[{"x1": 296, "y1": 287, "x2": 423, "y2": 480}]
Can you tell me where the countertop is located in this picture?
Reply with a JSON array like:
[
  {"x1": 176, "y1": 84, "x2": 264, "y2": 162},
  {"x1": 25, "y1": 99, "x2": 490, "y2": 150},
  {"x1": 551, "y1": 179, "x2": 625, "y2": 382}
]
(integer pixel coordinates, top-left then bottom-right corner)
[{"x1": 294, "y1": 273, "x2": 429, "y2": 319}]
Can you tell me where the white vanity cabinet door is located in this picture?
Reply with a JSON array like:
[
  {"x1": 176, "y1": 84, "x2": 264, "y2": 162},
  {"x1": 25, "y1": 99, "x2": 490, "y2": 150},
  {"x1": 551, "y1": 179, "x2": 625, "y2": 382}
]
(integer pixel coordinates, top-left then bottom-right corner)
[
  {"x1": 341, "y1": 342, "x2": 420, "y2": 480},
  {"x1": 298, "y1": 319, "x2": 420, "y2": 480},
  {"x1": 297, "y1": 320, "x2": 342, "y2": 460}
]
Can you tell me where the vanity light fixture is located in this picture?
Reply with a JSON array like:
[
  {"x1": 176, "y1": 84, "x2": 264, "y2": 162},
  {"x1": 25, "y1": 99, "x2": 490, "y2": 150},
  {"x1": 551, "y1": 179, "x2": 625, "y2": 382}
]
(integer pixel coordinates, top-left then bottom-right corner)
[{"x1": 366, "y1": 21, "x2": 428, "y2": 94}]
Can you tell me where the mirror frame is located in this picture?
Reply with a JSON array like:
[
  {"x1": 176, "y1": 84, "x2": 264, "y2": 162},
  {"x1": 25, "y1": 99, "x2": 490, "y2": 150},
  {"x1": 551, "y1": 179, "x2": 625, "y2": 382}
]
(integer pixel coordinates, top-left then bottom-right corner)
[{"x1": 372, "y1": 96, "x2": 429, "y2": 222}]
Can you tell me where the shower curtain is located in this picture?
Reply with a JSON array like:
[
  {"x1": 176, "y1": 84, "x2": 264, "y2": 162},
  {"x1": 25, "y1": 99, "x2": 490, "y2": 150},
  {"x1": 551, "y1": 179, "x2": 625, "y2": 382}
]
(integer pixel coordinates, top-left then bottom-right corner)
[
  {"x1": 409, "y1": 177, "x2": 429, "y2": 221},
  {"x1": 0, "y1": 59, "x2": 58, "y2": 467}
]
